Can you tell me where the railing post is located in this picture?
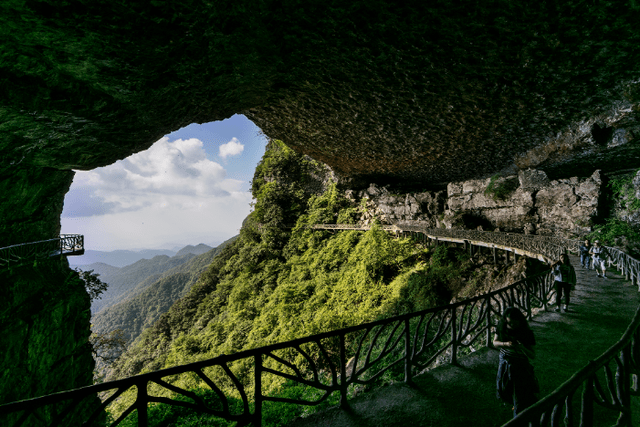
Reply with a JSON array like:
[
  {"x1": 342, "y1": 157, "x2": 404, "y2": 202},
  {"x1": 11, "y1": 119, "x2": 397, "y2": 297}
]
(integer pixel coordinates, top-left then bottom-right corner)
[
  {"x1": 526, "y1": 279, "x2": 532, "y2": 320},
  {"x1": 339, "y1": 334, "x2": 349, "y2": 409},
  {"x1": 617, "y1": 347, "x2": 632, "y2": 427},
  {"x1": 450, "y1": 309, "x2": 458, "y2": 366},
  {"x1": 255, "y1": 353, "x2": 263, "y2": 427},
  {"x1": 137, "y1": 382, "x2": 148, "y2": 427},
  {"x1": 486, "y1": 296, "x2": 493, "y2": 348},
  {"x1": 404, "y1": 318, "x2": 413, "y2": 385},
  {"x1": 581, "y1": 373, "x2": 594, "y2": 427},
  {"x1": 625, "y1": 258, "x2": 630, "y2": 281}
]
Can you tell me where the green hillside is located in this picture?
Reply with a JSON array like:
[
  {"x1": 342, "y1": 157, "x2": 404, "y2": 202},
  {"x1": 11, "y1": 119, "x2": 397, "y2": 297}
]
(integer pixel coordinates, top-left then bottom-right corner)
[
  {"x1": 88, "y1": 254, "x2": 198, "y2": 314},
  {"x1": 92, "y1": 237, "x2": 237, "y2": 345},
  {"x1": 105, "y1": 141, "x2": 536, "y2": 427}
]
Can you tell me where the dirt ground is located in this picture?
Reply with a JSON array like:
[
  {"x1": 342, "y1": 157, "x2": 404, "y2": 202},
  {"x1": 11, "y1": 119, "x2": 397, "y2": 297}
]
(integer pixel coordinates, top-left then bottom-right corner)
[{"x1": 287, "y1": 255, "x2": 640, "y2": 427}]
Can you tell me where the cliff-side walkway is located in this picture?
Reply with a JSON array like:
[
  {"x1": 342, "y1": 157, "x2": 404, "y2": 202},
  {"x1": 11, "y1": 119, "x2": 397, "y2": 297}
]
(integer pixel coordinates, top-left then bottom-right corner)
[{"x1": 288, "y1": 255, "x2": 640, "y2": 427}]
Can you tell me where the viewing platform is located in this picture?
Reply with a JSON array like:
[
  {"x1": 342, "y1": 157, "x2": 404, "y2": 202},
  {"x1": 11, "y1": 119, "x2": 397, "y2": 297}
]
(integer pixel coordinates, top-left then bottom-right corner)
[{"x1": 0, "y1": 234, "x2": 84, "y2": 269}]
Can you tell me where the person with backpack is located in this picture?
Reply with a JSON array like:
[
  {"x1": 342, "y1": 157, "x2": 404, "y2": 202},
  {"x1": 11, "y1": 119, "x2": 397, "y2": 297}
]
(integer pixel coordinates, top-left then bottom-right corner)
[
  {"x1": 551, "y1": 253, "x2": 577, "y2": 313},
  {"x1": 494, "y1": 307, "x2": 539, "y2": 418}
]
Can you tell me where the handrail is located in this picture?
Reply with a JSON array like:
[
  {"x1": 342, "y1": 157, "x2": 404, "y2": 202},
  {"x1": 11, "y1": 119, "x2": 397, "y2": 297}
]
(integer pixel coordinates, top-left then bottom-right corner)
[
  {"x1": 0, "y1": 227, "x2": 563, "y2": 427},
  {"x1": 0, "y1": 234, "x2": 84, "y2": 269},
  {"x1": 501, "y1": 305, "x2": 640, "y2": 427},
  {"x1": 499, "y1": 242, "x2": 640, "y2": 426}
]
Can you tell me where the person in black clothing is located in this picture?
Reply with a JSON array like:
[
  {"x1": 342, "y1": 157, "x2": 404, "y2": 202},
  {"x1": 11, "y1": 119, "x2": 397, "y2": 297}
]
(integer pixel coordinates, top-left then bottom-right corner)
[
  {"x1": 493, "y1": 307, "x2": 538, "y2": 418},
  {"x1": 579, "y1": 239, "x2": 591, "y2": 269},
  {"x1": 551, "y1": 253, "x2": 577, "y2": 313}
]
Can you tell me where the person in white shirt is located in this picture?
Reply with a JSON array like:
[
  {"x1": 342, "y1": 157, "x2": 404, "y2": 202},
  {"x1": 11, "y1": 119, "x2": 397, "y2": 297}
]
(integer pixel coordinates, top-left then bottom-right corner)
[{"x1": 589, "y1": 240, "x2": 609, "y2": 278}]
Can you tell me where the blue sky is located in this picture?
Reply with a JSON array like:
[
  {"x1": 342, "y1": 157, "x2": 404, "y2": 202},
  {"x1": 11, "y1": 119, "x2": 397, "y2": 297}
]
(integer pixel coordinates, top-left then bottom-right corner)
[{"x1": 61, "y1": 114, "x2": 267, "y2": 252}]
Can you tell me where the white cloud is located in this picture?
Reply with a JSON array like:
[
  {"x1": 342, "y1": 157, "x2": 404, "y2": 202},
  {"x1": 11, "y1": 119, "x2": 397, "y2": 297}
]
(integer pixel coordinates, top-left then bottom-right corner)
[
  {"x1": 61, "y1": 136, "x2": 254, "y2": 250},
  {"x1": 219, "y1": 137, "x2": 244, "y2": 159},
  {"x1": 61, "y1": 125, "x2": 266, "y2": 252},
  {"x1": 63, "y1": 137, "x2": 246, "y2": 217}
]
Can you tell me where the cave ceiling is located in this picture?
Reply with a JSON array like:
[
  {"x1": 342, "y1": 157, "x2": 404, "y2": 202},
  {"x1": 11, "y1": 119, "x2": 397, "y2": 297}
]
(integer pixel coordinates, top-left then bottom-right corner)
[{"x1": 2, "y1": 0, "x2": 640, "y2": 188}]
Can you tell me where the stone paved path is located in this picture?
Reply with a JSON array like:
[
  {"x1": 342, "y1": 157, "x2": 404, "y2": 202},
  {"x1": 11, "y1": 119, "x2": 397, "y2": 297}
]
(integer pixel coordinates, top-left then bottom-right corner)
[{"x1": 288, "y1": 255, "x2": 640, "y2": 427}]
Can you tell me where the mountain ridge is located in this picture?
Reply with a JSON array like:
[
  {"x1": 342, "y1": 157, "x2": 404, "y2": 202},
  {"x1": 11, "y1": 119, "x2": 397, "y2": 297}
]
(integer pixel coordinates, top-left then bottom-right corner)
[
  {"x1": 91, "y1": 237, "x2": 237, "y2": 345},
  {"x1": 69, "y1": 249, "x2": 177, "y2": 268},
  {"x1": 83, "y1": 244, "x2": 217, "y2": 314}
]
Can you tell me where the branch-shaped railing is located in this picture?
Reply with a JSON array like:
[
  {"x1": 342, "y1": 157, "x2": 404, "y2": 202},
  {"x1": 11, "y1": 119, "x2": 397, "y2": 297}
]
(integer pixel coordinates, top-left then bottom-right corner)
[
  {"x1": 0, "y1": 234, "x2": 84, "y2": 269},
  {"x1": 499, "y1": 243, "x2": 640, "y2": 427},
  {"x1": 0, "y1": 227, "x2": 565, "y2": 427}
]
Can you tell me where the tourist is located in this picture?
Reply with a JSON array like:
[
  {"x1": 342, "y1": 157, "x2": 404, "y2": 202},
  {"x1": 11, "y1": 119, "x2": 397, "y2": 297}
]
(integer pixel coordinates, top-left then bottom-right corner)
[
  {"x1": 590, "y1": 240, "x2": 610, "y2": 278},
  {"x1": 493, "y1": 307, "x2": 538, "y2": 418},
  {"x1": 551, "y1": 253, "x2": 576, "y2": 313},
  {"x1": 579, "y1": 239, "x2": 592, "y2": 269}
]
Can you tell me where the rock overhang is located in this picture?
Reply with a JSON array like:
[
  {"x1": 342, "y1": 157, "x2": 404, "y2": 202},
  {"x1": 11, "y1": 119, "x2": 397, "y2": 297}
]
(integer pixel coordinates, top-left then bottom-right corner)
[{"x1": 2, "y1": 1, "x2": 640, "y2": 190}]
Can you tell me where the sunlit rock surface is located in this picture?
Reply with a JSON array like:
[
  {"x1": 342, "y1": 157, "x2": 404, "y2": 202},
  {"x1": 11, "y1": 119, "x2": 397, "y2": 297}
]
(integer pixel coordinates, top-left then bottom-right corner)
[{"x1": 355, "y1": 170, "x2": 601, "y2": 237}]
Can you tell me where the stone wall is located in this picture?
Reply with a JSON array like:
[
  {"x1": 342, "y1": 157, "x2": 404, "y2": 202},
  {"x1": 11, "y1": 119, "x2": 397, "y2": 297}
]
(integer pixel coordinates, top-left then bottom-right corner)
[{"x1": 352, "y1": 169, "x2": 602, "y2": 238}]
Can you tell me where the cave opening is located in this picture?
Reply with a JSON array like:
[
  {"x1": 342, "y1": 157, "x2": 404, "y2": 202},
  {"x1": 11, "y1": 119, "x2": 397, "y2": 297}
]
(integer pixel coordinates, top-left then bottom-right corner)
[{"x1": 60, "y1": 114, "x2": 267, "y2": 259}]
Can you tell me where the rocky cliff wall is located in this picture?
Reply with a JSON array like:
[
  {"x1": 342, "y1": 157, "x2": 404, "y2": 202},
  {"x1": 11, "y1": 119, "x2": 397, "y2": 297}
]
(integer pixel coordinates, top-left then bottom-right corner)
[
  {"x1": 352, "y1": 169, "x2": 602, "y2": 238},
  {"x1": 0, "y1": 260, "x2": 100, "y2": 421},
  {"x1": 0, "y1": 167, "x2": 74, "y2": 246}
]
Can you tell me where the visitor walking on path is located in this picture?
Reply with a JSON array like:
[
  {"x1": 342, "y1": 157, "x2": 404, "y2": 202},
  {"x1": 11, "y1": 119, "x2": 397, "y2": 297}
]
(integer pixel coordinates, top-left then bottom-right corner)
[
  {"x1": 590, "y1": 240, "x2": 610, "y2": 278},
  {"x1": 579, "y1": 239, "x2": 592, "y2": 269},
  {"x1": 551, "y1": 253, "x2": 577, "y2": 313},
  {"x1": 493, "y1": 307, "x2": 539, "y2": 418}
]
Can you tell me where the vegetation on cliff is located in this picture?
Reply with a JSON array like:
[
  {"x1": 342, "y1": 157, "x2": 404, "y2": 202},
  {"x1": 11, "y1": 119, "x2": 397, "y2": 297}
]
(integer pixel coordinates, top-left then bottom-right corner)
[
  {"x1": 587, "y1": 169, "x2": 640, "y2": 256},
  {"x1": 1, "y1": 260, "x2": 103, "y2": 424},
  {"x1": 103, "y1": 140, "x2": 538, "y2": 425}
]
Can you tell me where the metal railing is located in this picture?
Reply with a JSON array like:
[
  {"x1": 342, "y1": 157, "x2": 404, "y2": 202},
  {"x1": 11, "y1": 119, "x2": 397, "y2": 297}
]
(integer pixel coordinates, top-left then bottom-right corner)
[
  {"x1": 0, "y1": 228, "x2": 563, "y2": 427},
  {"x1": 0, "y1": 234, "x2": 84, "y2": 269},
  {"x1": 500, "y1": 242, "x2": 640, "y2": 427}
]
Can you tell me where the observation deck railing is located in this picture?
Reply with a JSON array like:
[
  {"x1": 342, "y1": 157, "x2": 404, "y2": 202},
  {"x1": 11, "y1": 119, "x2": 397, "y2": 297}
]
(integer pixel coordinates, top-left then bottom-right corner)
[
  {"x1": 0, "y1": 226, "x2": 638, "y2": 427},
  {"x1": 0, "y1": 234, "x2": 84, "y2": 269}
]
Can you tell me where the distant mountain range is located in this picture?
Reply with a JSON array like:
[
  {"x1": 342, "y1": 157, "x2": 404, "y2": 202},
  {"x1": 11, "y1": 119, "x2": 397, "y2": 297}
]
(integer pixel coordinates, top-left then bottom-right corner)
[
  {"x1": 70, "y1": 249, "x2": 177, "y2": 268},
  {"x1": 86, "y1": 237, "x2": 237, "y2": 345},
  {"x1": 69, "y1": 243, "x2": 219, "y2": 268}
]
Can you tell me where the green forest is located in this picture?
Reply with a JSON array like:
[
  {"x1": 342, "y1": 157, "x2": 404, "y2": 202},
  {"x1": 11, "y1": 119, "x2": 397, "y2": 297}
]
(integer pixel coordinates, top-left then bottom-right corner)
[{"x1": 92, "y1": 238, "x2": 236, "y2": 346}]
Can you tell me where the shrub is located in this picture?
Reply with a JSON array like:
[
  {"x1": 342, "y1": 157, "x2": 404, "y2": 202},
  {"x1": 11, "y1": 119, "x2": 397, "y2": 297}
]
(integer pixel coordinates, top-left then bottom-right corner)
[{"x1": 484, "y1": 175, "x2": 518, "y2": 201}]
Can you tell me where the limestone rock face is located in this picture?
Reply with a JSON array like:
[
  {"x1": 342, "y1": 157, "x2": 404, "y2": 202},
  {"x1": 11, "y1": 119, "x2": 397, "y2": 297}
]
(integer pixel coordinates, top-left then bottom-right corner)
[
  {"x1": 519, "y1": 169, "x2": 551, "y2": 190},
  {"x1": 357, "y1": 184, "x2": 445, "y2": 228},
  {"x1": 0, "y1": 168, "x2": 74, "y2": 246},
  {"x1": 446, "y1": 170, "x2": 601, "y2": 236},
  {"x1": 355, "y1": 170, "x2": 601, "y2": 237}
]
